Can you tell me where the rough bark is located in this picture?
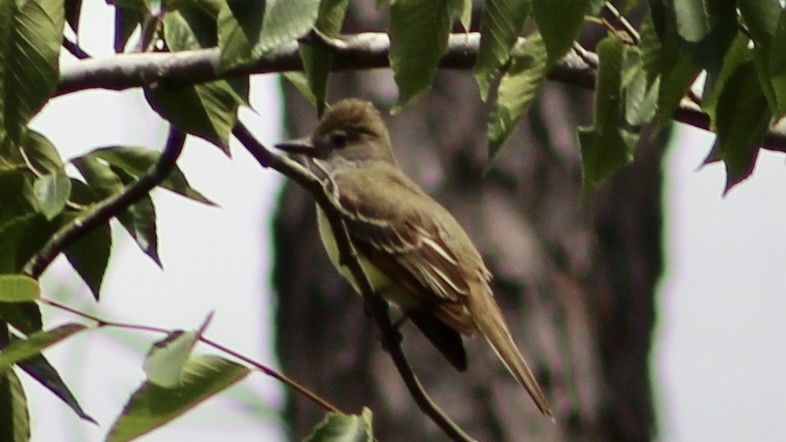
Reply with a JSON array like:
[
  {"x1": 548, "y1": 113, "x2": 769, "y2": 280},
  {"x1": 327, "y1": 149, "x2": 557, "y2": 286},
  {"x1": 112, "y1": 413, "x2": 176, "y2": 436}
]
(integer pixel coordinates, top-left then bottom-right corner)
[{"x1": 273, "y1": 4, "x2": 664, "y2": 441}]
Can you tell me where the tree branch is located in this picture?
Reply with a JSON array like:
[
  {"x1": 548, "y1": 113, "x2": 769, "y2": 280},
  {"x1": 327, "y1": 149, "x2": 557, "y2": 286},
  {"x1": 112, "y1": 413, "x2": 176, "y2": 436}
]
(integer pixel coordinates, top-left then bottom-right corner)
[
  {"x1": 55, "y1": 31, "x2": 786, "y2": 153},
  {"x1": 233, "y1": 123, "x2": 475, "y2": 442},
  {"x1": 22, "y1": 128, "x2": 187, "y2": 278}
]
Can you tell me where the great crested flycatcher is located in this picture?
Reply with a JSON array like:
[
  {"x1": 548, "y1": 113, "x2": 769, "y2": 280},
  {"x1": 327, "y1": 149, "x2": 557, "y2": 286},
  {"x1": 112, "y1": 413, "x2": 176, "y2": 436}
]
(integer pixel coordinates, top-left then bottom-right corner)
[{"x1": 276, "y1": 98, "x2": 552, "y2": 416}]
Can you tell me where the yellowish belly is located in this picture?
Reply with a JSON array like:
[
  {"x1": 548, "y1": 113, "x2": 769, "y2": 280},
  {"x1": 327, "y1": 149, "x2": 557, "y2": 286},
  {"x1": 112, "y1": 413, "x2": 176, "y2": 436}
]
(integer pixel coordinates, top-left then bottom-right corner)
[{"x1": 316, "y1": 206, "x2": 420, "y2": 310}]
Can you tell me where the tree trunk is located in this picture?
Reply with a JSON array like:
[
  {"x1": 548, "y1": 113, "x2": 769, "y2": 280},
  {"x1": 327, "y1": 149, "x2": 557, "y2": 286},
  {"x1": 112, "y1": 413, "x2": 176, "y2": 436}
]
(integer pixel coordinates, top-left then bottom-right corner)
[{"x1": 273, "y1": 4, "x2": 664, "y2": 441}]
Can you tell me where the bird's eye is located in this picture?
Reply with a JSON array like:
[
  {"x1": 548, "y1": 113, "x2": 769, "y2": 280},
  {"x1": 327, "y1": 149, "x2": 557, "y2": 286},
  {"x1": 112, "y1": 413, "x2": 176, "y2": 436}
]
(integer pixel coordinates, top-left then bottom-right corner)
[{"x1": 328, "y1": 131, "x2": 349, "y2": 148}]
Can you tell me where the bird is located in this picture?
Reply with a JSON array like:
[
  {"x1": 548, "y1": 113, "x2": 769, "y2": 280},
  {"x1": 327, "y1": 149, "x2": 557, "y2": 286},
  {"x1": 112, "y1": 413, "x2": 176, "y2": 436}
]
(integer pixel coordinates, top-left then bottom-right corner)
[{"x1": 276, "y1": 98, "x2": 552, "y2": 417}]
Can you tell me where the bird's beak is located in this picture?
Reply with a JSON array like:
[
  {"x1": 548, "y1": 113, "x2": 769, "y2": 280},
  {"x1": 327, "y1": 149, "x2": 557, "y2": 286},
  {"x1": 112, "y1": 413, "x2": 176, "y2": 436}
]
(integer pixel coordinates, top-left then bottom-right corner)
[{"x1": 275, "y1": 137, "x2": 317, "y2": 156}]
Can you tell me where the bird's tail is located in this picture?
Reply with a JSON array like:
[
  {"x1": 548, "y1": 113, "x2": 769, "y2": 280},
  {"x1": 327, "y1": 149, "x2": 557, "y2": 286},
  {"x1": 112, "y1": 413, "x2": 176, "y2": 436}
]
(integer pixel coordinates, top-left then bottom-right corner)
[{"x1": 468, "y1": 289, "x2": 553, "y2": 417}]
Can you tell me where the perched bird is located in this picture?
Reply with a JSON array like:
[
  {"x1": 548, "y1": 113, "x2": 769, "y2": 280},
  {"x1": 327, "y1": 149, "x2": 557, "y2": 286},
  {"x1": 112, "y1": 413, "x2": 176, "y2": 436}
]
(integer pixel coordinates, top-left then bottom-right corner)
[{"x1": 276, "y1": 98, "x2": 552, "y2": 416}]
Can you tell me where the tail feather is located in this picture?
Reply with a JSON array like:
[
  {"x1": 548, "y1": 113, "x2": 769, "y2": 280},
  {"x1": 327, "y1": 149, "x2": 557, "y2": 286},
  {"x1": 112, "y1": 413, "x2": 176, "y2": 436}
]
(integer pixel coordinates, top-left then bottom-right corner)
[{"x1": 468, "y1": 290, "x2": 553, "y2": 417}]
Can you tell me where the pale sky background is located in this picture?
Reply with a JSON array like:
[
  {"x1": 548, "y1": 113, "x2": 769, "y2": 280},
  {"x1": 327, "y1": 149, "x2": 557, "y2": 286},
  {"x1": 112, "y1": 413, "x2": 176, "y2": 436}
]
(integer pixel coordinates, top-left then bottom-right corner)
[{"x1": 16, "y1": 3, "x2": 786, "y2": 441}]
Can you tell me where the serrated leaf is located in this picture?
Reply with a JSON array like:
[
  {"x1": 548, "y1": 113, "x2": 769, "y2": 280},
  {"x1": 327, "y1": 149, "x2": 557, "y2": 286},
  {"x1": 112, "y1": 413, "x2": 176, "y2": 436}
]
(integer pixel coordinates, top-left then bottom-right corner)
[
  {"x1": 474, "y1": 0, "x2": 531, "y2": 100},
  {"x1": 72, "y1": 154, "x2": 162, "y2": 266},
  {"x1": 112, "y1": 165, "x2": 161, "y2": 266},
  {"x1": 390, "y1": 0, "x2": 464, "y2": 110},
  {"x1": 62, "y1": 211, "x2": 112, "y2": 300},
  {"x1": 0, "y1": 323, "x2": 86, "y2": 370},
  {"x1": 86, "y1": 146, "x2": 215, "y2": 205},
  {"x1": 106, "y1": 356, "x2": 250, "y2": 442},
  {"x1": 16, "y1": 352, "x2": 95, "y2": 423},
  {"x1": 0, "y1": 0, "x2": 65, "y2": 143},
  {"x1": 146, "y1": 77, "x2": 247, "y2": 152},
  {"x1": 218, "y1": 0, "x2": 319, "y2": 70},
  {"x1": 148, "y1": 8, "x2": 248, "y2": 151},
  {"x1": 304, "y1": 408, "x2": 374, "y2": 442},
  {"x1": 578, "y1": 36, "x2": 636, "y2": 197},
  {"x1": 0, "y1": 368, "x2": 29, "y2": 442},
  {"x1": 487, "y1": 34, "x2": 548, "y2": 158},
  {"x1": 0, "y1": 275, "x2": 39, "y2": 303},
  {"x1": 708, "y1": 61, "x2": 770, "y2": 193},
  {"x1": 531, "y1": 0, "x2": 589, "y2": 63},
  {"x1": 33, "y1": 172, "x2": 71, "y2": 220}
]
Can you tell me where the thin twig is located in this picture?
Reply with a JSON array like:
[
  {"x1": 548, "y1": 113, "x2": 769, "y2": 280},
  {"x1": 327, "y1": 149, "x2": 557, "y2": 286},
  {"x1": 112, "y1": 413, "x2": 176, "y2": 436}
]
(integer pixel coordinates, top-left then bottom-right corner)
[
  {"x1": 233, "y1": 123, "x2": 476, "y2": 442},
  {"x1": 602, "y1": 2, "x2": 640, "y2": 44},
  {"x1": 22, "y1": 128, "x2": 187, "y2": 278},
  {"x1": 39, "y1": 296, "x2": 342, "y2": 414},
  {"x1": 62, "y1": 36, "x2": 91, "y2": 59}
]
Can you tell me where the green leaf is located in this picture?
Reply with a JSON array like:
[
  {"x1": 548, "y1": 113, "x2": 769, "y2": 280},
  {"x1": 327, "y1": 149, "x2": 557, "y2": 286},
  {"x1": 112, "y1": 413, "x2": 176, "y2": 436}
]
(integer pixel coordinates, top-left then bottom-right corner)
[
  {"x1": 62, "y1": 211, "x2": 112, "y2": 300},
  {"x1": 315, "y1": 0, "x2": 350, "y2": 36},
  {"x1": 144, "y1": 312, "x2": 213, "y2": 388},
  {"x1": 16, "y1": 351, "x2": 95, "y2": 423},
  {"x1": 474, "y1": 0, "x2": 531, "y2": 100},
  {"x1": 33, "y1": 172, "x2": 71, "y2": 220},
  {"x1": 622, "y1": 45, "x2": 658, "y2": 129},
  {"x1": 218, "y1": 0, "x2": 320, "y2": 70},
  {"x1": 487, "y1": 34, "x2": 548, "y2": 158},
  {"x1": 0, "y1": 213, "x2": 59, "y2": 274},
  {"x1": 86, "y1": 146, "x2": 215, "y2": 205},
  {"x1": 768, "y1": 9, "x2": 786, "y2": 117},
  {"x1": 644, "y1": 5, "x2": 699, "y2": 127},
  {"x1": 0, "y1": 368, "x2": 29, "y2": 442},
  {"x1": 738, "y1": 0, "x2": 781, "y2": 49},
  {"x1": 146, "y1": 77, "x2": 247, "y2": 152},
  {"x1": 0, "y1": 275, "x2": 39, "y2": 303},
  {"x1": 0, "y1": 323, "x2": 86, "y2": 370},
  {"x1": 0, "y1": 171, "x2": 38, "y2": 226},
  {"x1": 0, "y1": 0, "x2": 65, "y2": 143},
  {"x1": 71, "y1": 154, "x2": 161, "y2": 266},
  {"x1": 0, "y1": 302, "x2": 42, "y2": 334},
  {"x1": 701, "y1": 32, "x2": 751, "y2": 128},
  {"x1": 20, "y1": 130, "x2": 65, "y2": 174},
  {"x1": 531, "y1": 0, "x2": 589, "y2": 63},
  {"x1": 64, "y1": 0, "x2": 83, "y2": 33},
  {"x1": 709, "y1": 61, "x2": 770, "y2": 193},
  {"x1": 390, "y1": 0, "x2": 464, "y2": 110},
  {"x1": 112, "y1": 165, "x2": 161, "y2": 266},
  {"x1": 143, "y1": 330, "x2": 199, "y2": 388},
  {"x1": 672, "y1": 0, "x2": 737, "y2": 73},
  {"x1": 304, "y1": 408, "x2": 374, "y2": 442},
  {"x1": 297, "y1": 0, "x2": 351, "y2": 114},
  {"x1": 112, "y1": 0, "x2": 150, "y2": 53},
  {"x1": 578, "y1": 36, "x2": 636, "y2": 197},
  {"x1": 147, "y1": 8, "x2": 248, "y2": 151},
  {"x1": 106, "y1": 356, "x2": 250, "y2": 442}
]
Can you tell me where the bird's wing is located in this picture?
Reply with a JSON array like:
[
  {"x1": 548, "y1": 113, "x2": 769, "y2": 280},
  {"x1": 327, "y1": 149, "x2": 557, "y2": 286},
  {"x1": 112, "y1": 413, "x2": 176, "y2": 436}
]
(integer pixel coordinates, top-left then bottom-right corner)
[{"x1": 327, "y1": 165, "x2": 482, "y2": 334}]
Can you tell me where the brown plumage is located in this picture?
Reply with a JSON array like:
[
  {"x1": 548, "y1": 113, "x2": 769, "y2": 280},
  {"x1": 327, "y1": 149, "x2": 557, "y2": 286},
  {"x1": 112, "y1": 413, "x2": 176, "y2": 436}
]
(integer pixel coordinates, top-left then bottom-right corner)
[{"x1": 276, "y1": 99, "x2": 552, "y2": 417}]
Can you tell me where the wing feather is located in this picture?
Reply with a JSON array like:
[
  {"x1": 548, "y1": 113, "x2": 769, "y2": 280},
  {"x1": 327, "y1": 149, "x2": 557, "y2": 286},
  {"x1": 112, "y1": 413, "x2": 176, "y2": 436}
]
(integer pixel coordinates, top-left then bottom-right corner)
[{"x1": 328, "y1": 164, "x2": 484, "y2": 334}]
